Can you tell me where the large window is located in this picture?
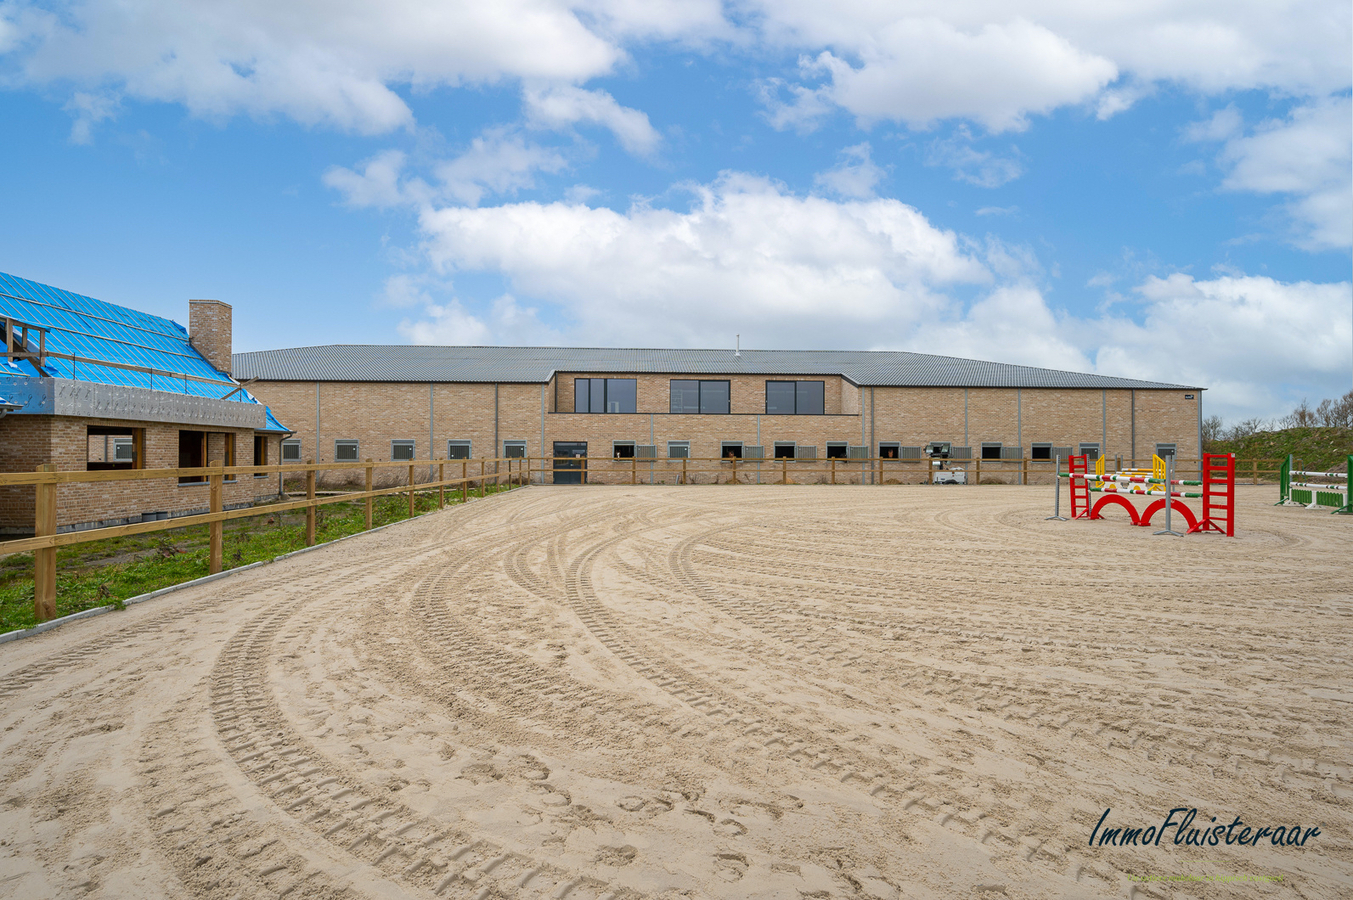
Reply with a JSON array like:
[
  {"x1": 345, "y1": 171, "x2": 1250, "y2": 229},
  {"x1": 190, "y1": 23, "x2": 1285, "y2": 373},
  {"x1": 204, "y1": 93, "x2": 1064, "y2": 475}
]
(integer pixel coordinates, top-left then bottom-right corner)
[
  {"x1": 765, "y1": 380, "x2": 824, "y2": 415},
  {"x1": 575, "y1": 378, "x2": 637, "y2": 413},
  {"x1": 773, "y1": 442, "x2": 796, "y2": 459},
  {"x1": 981, "y1": 442, "x2": 1003, "y2": 460},
  {"x1": 720, "y1": 441, "x2": 743, "y2": 459},
  {"x1": 826, "y1": 442, "x2": 848, "y2": 459},
  {"x1": 613, "y1": 441, "x2": 636, "y2": 459},
  {"x1": 447, "y1": 440, "x2": 471, "y2": 459},
  {"x1": 670, "y1": 379, "x2": 730, "y2": 414}
]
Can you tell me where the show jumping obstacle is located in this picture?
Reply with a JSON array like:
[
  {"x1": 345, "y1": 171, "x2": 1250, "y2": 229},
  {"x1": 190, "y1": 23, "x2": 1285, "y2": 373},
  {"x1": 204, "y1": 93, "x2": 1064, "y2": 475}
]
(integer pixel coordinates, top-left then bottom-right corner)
[
  {"x1": 1276, "y1": 454, "x2": 1351, "y2": 514},
  {"x1": 1052, "y1": 452, "x2": 1235, "y2": 536}
]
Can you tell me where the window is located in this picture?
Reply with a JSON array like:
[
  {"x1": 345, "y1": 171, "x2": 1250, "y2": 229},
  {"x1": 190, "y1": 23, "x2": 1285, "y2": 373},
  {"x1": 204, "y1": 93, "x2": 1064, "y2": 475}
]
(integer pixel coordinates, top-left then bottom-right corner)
[
  {"x1": 721, "y1": 441, "x2": 743, "y2": 459},
  {"x1": 1079, "y1": 442, "x2": 1100, "y2": 461},
  {"x1": 253, "y1": 435, "x2": 268, "y2": 476},
  {"x1": 670, "y1": 379, "x2": 730, "y2": 415},
  {"x1": 667, "y1": 441, "x2": 690, "y2": 459},
  {"x1": 447, "y1": 440, "x2": 471, "y2": 459},
  {"x1": 504, "y1": 441, "x2": 526, "y2": 458},
  {"x1": 795, "y1": 445, "x2": 818, "y2": 460},
  {"x1": 1031, "y1": 442, "x2": 1052, "y2": 461},
  {"x1": 981, "y1": 442, "x2": 1003, "y2": 460},
  {"x1": 826, "y1": 442, "x2": 848, "y2": 459},
  {"x1": 281, "y1": 439, "x2": 301, "y2": 462},
  {"x1": 1156, "y1": 443, "x2": 1176, "y2": 459},
  {"x1": 879, "y1": 442, "x2": 900, "y2": 459},
  {"x1": 613, "y1": 441, "x2": 636, "y2": 459},
  {"x1": 575, "y1": 378, "x2": 637, "y2": 414},
  {"x1": 773, "y1": 442, "x2": 796, "y2": 459},
  {"x1": 86, "y1": 425, "x2": 143, "y2": 471},
  {"x1": 335, "y1": 440, "x2": 359, "y2": 462},
  {"x1": 178, "y1": 430, "x2": 206, "y2": 484},
  {"x1": 392, "y1": 440, "x2": 415, "y2": 461},
  {"x1": 765, "y1": 380, "x2": 824, "y2": 415}
]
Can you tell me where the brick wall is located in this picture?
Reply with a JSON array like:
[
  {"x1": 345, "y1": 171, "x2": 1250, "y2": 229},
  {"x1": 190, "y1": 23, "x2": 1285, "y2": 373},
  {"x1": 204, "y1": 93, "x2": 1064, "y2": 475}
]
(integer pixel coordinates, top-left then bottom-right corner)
[
  {"x1": 0, "y1": 415, "x2": 281, "y2": 534},
  {"x1": 244, "y1": 376, "x2": 1201, "y2": 487},
  {"x1": 188, "y1": 300, "x2": 232, "y2": 375}
]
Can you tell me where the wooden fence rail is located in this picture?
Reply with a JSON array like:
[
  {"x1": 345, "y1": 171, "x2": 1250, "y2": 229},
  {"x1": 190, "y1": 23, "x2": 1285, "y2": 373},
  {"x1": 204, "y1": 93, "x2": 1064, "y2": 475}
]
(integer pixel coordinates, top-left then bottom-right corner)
[
  {"x1": 1, "y1": 457, "x2": 524, "y2": 623},
  {"x1": 1, "y1": 455, "x2": 1282, "y2": 623}
]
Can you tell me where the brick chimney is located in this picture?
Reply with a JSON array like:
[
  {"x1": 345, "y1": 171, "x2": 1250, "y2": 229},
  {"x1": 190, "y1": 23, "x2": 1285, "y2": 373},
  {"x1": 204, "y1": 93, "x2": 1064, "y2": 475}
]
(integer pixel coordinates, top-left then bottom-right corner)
[{"x1": 189, "y1": 299, "x2": 232, "y2": 376}]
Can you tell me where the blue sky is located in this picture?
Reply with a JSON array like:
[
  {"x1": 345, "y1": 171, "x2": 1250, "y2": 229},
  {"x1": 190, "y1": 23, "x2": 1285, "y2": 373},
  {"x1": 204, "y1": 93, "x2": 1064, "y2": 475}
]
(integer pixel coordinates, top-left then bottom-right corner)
[{"x1": 0, "y1": 1, "x2": 1349, "y2": 422}]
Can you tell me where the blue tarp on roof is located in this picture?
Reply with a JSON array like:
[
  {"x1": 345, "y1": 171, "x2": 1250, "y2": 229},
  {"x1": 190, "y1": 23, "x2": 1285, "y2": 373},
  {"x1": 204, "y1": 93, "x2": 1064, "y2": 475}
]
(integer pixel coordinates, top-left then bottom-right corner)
[
  {"x1": 260, "y1": 405, "x2": 291, "y2": 434},
  {"x1": 0, "y1": 270, "x2": 247, "y2": 401}
]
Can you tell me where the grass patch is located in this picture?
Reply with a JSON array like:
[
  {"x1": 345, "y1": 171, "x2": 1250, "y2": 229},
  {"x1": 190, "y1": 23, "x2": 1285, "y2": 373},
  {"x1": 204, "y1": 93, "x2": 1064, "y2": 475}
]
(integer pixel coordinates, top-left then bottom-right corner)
[
  {"x1": 1207, "y1": 426, "x2": 1353, "y2": 474},
  {"x1": 0, "y1": 483, "x2": 515, "y2": 633}
]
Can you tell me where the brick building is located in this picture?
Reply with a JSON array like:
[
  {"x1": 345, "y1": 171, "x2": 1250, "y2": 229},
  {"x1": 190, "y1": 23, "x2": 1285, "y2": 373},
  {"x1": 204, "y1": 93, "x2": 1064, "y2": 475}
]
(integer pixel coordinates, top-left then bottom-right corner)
[
  {"x1": 1, "y1": 271, "x2": 292, "y2": 535},
  {"x1": 233, "y1": 345, "x2": 1204, "y2": 485}
]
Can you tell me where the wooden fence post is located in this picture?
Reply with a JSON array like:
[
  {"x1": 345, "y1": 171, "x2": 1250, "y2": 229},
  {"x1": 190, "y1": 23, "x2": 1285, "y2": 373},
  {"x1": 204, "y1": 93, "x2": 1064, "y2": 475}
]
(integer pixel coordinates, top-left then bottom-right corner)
[
  {"x1": 781, "y1": 459, "x2": 788, "y2": 485},
  {"x1": 1252, "y1": 458, "x2": 1259, "y2": 485},
  {"x1": 408, "y1": 464, "x2": 416, "y2": 518},
  {"x1": 682, "y1": 457, "x2": 687, "y2": 485},
  {"x1": 975, "y1": 457, "x2": 981, "y2": 484},
  {"x1": 631, "y1": 457, "x2": 636, "y2": 485},
  {"x1": 364, "y1": 460, "x2": 373, "y2": 530},
  {"x1": 878, "y1": 456, "x2": 882, "y2": 485},
  {"x1": 831, "y1": 458, "x2": 836, "y2": 485},
  {"x1": 305, "y1": 461, "x2": 316, "y2": 546},
  {"x1": 438, "y1": 462, "x2": 445, "y2": 508},
  {"x1": 479, "y1": 460, "x2": 485, "y2": 497},
  {"x1": 33, "y1": 464, "x2": 57, "y2": 623},
  {"x1": 209, "y1": 460, "x2": 223, "y2": 575},
  {"x1": 462, "y1": 461, "x2": 468, "y2": 503},
  {"x1": 731, "y1": 457, "x2": 737, "y2": 485},
  {"x1": 1022, "y1": 456, "x2": 1028, "y2": 486}
]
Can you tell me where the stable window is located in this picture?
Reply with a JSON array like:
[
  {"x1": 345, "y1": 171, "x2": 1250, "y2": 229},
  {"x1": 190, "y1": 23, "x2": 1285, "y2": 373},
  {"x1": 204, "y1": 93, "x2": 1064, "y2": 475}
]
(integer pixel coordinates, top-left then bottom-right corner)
[
  {"x1": 1079, "y1": 442, "x2": 1100, "y2": 461},
  {"x1": 981, "y1": 442, "x2": 1003, "y2": 460},
  {"x1": 575, "y1": 378, "x2": 637, "y2": 414},
  {"x1": 447, "y1": 440, "x2": 471, "y2": 459},
  {"x1": 667, "y1": 441, "x2": 690, "y2": 459},
  {"x1": 253, "y1": 435, "x2": 268, "y2": 477},
  {"x1": 1031, "y1": 442, "x2": 1052, "y2": 461},
  {"x1": 281, "y1": 439, "x2": 302, "y2": 462},
  {"x1": 721, "y1": 441, "x2": 743, "y2": 459},
  {"x1": 335, "y1": 440, "x2": 359, "y2": 462},
  {"x1": 86, "y1": 425, "x2": 143, "y2": 471},
  {"x1": 879, "y1": 442, "x2": 900, "y2": 459},
  {"x1": 1155, "y1": 443, "x2": 1176, "y2": 459},
  {"x1": 826, "y1": 442, "x2": 848, "y2": 459},
  {"x1": 503, "y1": 441, "x2": 527, "y2": 458},
  {"x1": 765, "y1": 380, "x2": 824, "y2": 415},
  {"x1": 613, "y1": 441, "x2": 636, "y2": 459},
  {"x1": 392, "y1": 440, "x2": 415, "y2": 461},
  {"x1": 178, "y1": 430, "x2": 207, "y2": 484},
  {"x1": 773, "y1": 442, "x2": 796, "y2": 459}
]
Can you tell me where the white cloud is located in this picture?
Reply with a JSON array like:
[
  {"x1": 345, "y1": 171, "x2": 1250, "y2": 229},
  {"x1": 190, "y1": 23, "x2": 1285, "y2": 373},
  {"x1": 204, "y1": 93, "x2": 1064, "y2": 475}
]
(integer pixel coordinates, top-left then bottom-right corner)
[
  {"x1": 62, "y1": 91, "x2": 119, "y2": 144},
  {"x1": 410, "y1": 172, "x2": 988, "y2": 348},
  {"x1": 523, "y1": 83, "x2": 660, "y2": 155},
  {"x1": 2, "y1": 0, "x2": 622, "y2": 135},
  {"x1": 1218, "y1": 96, "x2": 1352, "y2": 250},
  {"x1": 813, "y1": 142, "x2": 885, "y2": 198},
  {"x1": 752, "y1": 3, "x2": 1350, "y2": 127},
  {"x1": 433, "y1": 129, "x2": 569, "y2": 205},
  {"x1": 323, "y1": 149, "x2": 409, "y2": 208},
  {"x1": 397, "y1": 293, "x2": 560, "y2": 345},
  {"x1": 925, "y1": 129, "x2": 1023, "y2": 187}
]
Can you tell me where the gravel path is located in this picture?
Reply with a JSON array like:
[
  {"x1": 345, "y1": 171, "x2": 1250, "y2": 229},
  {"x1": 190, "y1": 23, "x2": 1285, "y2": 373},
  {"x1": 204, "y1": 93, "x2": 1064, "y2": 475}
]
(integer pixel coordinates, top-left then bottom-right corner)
[{"x1": 0, "y1": 485, "x2": 1348, "y2": 899}]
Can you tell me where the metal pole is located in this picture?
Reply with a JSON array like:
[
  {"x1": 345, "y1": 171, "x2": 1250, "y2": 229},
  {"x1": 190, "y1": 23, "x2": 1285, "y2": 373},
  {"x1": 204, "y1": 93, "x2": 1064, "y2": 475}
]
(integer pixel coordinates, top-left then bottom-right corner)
[
  {"x1": 1154, "y1": 455, "x2": 1183, "y2": 536},
  {"x1": 1047, "y1": 454, "x2": 1067, "y2": 520}
]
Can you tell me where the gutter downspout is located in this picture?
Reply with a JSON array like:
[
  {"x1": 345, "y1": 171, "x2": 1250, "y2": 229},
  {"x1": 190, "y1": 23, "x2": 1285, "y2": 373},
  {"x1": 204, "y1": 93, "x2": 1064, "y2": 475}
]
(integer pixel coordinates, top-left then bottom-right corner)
[
  {"x1": 494, "y1": 383, "x2": 500, "y2": 476},
  {"x1": 1130, "y1": 389, "x2": 1136, "y2": 465},
  {"x1": 315, "y1": 382, "x2": 321, "y2": 462},
  {"x1": 541, "y1": 384, "x2": 546, "y2": 486},
  {"x1": 870, "y1": 387, "x2": 875, "y2": 485},
  {"x1": 429, "y1": 382, "x2": 435, "y2": 483}
]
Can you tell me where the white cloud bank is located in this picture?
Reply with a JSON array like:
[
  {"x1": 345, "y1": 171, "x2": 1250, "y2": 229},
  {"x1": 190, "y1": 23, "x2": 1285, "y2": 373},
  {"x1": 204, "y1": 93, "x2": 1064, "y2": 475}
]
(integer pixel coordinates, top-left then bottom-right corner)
[{"x1": 386, "y1": 173, "x2": 1349, "y2": 420}]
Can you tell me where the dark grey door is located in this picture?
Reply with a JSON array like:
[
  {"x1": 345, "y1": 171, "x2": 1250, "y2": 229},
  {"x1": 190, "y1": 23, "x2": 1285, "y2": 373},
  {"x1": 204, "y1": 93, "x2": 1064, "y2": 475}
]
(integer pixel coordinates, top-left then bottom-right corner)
[{"x1": 552, "y1": 442, "x2": 587, "y2": 484}]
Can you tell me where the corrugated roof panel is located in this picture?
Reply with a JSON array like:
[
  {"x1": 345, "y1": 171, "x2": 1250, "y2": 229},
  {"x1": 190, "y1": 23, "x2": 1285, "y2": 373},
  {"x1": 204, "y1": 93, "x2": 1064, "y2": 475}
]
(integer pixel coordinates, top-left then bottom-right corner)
[{"x1": 232, "y1": 344, "x2": 1202, "y2": 390}]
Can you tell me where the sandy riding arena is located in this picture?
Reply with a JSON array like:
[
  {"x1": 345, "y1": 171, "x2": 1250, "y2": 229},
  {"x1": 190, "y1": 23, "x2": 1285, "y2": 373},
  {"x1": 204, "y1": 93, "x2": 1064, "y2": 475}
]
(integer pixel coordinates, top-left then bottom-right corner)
[{"x1": 1, "y1": 485, "x2": 1349, "y2": 899}]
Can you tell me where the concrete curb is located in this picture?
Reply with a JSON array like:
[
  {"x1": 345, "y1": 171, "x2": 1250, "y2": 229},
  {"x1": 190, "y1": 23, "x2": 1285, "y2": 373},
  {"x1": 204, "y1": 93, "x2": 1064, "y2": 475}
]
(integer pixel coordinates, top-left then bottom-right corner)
[{"x1": 0, "y1": 486, "x2": 522, "y2": 647}]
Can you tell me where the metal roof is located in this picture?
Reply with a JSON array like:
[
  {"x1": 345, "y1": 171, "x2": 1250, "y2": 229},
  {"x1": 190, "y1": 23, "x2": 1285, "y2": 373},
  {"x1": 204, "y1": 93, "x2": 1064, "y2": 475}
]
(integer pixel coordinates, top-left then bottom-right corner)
[
  {"x1": 1, "y1": 270, "x2": 292, "y2": 430},
  {"x1": 233, "y1": 344, "x2": 1201, "y2": 390}
]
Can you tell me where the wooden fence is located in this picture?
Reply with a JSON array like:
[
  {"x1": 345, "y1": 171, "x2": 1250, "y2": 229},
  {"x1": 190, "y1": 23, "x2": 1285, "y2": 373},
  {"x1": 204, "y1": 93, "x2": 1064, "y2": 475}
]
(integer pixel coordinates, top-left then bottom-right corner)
[
  {"x1": 0, "y1": 455, "x2": 1283, "y2": 623},
  {"x1": 0, "y1": 457, "x2": 525, "y2": 623},
  {"x1": 521, "y1": 456, "x2": 1284, "y2": 487}
]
